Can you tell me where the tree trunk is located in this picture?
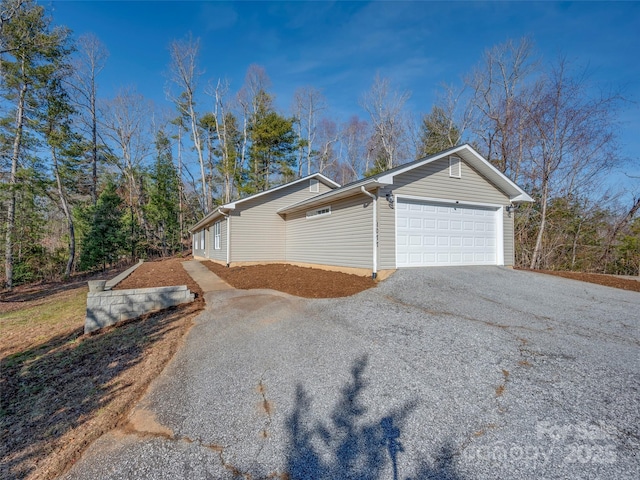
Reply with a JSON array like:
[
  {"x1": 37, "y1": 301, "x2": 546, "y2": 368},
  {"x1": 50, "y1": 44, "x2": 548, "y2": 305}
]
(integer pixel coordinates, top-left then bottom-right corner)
[
  {"x1": 571, "y1": 220, "x2": 582, "y2": 270},
  {"x1": 307, "y1": 106, "x2": 313, "y2": 176},
  {"x1": 91, "y1": 77, "x2": 98, "y2": 205},
  {"x1": 176, "y1": 125, "x2": 184, "y2": 248},
  {"x1": 188, "y1": 101, "x2": 208, "y2": 212},
  {"x1": 530, "y1": 181, "x2": 549, "y2": 269},
  {"x1": 52, "y1": 147, "x2": 75, "y2": 277},
  {"x1": 5, "y1": 74, "x2": 27, "y2": 289}
]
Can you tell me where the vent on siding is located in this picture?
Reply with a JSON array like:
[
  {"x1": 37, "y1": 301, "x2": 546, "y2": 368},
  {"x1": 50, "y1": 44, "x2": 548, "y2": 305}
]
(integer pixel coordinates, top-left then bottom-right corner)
[
  {"x1": 310, "y1": 178, "x2": 320, "y2": 193},
  {"x1": 449, "y1": 156, "x2": 461, "y2": 178},
  {"x1": 306, "y1": 206, "x2": 331, "y2": 219}
]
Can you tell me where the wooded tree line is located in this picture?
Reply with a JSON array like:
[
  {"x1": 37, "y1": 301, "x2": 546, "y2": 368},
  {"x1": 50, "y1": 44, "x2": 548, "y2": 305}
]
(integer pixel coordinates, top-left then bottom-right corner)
[{"x1": 0, "y1": 0, "x2": 637, "y2": 288}]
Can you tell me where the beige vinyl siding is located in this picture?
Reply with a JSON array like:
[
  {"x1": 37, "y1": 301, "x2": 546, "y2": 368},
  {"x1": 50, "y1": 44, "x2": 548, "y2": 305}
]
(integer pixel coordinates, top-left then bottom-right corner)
[
  {"x1": 208, "y1": 218, "x2": 227, "y2": 262},
  {"x1": 193, "y1": 229, "x2": 207, "y2": 258},
  {"x1": 378, "y1": 193, "x2": 396, "y2": 270},
  {"x1": 378, "y1": 157, "x2": 512, "y2": 269},
  {"x1": 285, "y1": 193, "x2": 373, "y2": 269},
  {"x1": 231, "y1": 180, "x2": 333, "y2": 262},
  {"x1": 503, "y1": 209, "x2": 514, "y2": 266}
]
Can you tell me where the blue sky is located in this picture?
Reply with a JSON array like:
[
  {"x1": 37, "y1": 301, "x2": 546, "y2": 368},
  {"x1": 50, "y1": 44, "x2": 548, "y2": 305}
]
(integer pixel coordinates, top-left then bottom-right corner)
[{"x1": 50, "y1": 0, "x2": 639, "y2": 193}]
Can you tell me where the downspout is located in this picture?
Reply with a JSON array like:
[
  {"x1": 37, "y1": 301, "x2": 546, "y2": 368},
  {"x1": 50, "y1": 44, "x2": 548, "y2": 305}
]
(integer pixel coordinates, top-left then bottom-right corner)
[
  {"x1": 219, "y1": 210, "x2": 231, "y2": 267},
  {"x1": 360, "y1": 186, "x2": 377, "y2": 279}
]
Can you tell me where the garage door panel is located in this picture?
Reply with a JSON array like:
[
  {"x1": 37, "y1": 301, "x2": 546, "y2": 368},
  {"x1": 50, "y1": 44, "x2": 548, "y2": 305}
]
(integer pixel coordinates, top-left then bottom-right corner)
[
  {"x1": 397, "y1": 199, "x2": 499, "y2": 267},
  {"x1": 409, "y1": 218, "x2": 421, "y2": 228},
  {"x1": 408, "y1": 235, "x2": 422, "y2": 246},
  {"x1": 409, "y1": 253, "x2": 423, "y2": 263}
]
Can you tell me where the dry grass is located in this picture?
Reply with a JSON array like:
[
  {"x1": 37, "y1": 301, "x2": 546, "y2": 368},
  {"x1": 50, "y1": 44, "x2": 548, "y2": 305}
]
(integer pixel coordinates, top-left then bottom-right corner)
[
  {"x1": 0, "y1": 258, "x2": 204, "y2": 480},
  {"x1": 0, "y1": 287, "x2": 88, "y2": 358}
]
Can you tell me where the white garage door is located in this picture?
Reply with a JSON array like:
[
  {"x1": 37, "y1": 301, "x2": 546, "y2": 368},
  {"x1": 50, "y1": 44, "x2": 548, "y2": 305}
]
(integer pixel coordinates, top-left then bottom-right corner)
[{"x1": 396, "y1": 199, "x2": 499, "y2": 267}]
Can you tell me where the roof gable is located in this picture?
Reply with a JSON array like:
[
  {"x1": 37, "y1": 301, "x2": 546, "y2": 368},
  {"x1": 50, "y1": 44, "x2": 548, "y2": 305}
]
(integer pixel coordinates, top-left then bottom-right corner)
[
  {"x1": 278, "y1": 144, "x2": 532, "y2": 215},
  {"x1": 224, "y1": 173, "x2": 338, "y2": 209},
  {"x1": 189, "y1": 173, "x2": 339, "y2": 232},
  {"x1": 377, "y1": 144, "x2": 533, "y2": 202}
]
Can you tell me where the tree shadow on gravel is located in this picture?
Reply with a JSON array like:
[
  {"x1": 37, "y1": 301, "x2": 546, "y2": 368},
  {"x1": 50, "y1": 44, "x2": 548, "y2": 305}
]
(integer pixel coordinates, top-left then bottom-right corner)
[
  {"x1": 0, "y1": 303, "x2": 197, "y2": 480},
  {"x1": 286, "y1": 355, "x2": 464, "y2": 480}
]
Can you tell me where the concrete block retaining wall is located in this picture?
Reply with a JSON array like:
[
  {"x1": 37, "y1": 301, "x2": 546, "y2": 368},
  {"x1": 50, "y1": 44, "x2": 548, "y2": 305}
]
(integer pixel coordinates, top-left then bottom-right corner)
[{"x1": 85, "y1": 285, "x2": 195, "y2": 334}]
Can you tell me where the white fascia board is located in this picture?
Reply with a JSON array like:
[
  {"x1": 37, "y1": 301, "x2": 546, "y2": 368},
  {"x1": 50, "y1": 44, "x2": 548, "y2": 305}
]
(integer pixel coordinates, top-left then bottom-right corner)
[
  {"x1": 315, "y1": 173, "x2": 341, "y2": 188},
  {"x1": 377, "y1": 145, "x2": 468, "y2": 184},
  {"x1": 190, "y1": 173, "x2": 339, "y2": 231},
  {"x1": 460, "y1": 144, "x2": 533, "y2": 202},
  {"x1": 223, "y1": 173, "x2": 340, "y2": 211},
  {"x1": 511, "y1": 192, "x2": 534, "y2": 203},
  {"x1": 278, "y1": 180, "x2": 383, "y2": 214},
  {"x1": 189, "y1": 206, "x2": 234, "y2": 233},
  {"x1": 379, "y1": 144, "x2": 533, "y2": 204}
]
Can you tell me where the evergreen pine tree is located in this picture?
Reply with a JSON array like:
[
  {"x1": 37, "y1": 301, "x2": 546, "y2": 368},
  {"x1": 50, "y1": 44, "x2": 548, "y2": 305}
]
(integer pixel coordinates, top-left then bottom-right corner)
[{"x1": 78, "y1": 181, "x2": 125, "y2": 270}]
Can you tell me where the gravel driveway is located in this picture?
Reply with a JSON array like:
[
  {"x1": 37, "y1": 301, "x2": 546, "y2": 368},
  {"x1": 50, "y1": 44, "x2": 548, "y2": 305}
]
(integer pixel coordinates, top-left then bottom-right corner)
[{"x1": 63, "y1": 267, "x2": 639, "y2": 480}]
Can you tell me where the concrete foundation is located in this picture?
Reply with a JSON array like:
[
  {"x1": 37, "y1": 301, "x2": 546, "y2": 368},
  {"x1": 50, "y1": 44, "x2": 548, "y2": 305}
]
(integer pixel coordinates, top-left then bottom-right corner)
[
  {"x1": 195, "y1": 256, "x2": 396, "y2": 280},
  {"x1": 85, "y1": 285, "x2": 195, "y2": 334}
]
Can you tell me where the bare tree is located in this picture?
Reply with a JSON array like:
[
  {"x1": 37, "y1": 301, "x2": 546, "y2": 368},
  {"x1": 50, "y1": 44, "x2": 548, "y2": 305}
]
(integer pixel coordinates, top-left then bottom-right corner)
[
  {"x1": 292, "y1": 86, "x2": 326, "y2": 176},
  {"x1": 337, "y1": 115, "x2": 370, "y2": 181},
  {"x1": 100, "y1": 87, "x2": 153, "y2": 241},
  {"x1": 240, "y1": 64, "x2": 272, "y2": 116},
  {"x1": 360, "y1": 73, "x2": 411, "y2": 170},
  {"x1": 170, "y1": 116, "x2": 187, "y2": 243},
  {"x1": 236, "y1": 64, "x2": 272, "y2": 186},
  {"x1": 167, "y1": 35, "x2": 210, "y2": 212},
  {"x1": 67, "y1": 33, "x2": 108, "y2": 205},
  {"x1": 466, "y1": 37, "x2": 538, "y2": 183},
  {"x1": 314, "y1": 118, "x2": 339, "y2": 174},
  {"x1": 525, "y1": 59, "x2": 621, "y2": 269},
  {"x1": 206, "y1": 78, "x2": 239, "y2": 203},
  {"x1": 415, "y1": 83, "x2": 474, "y2": 158}
]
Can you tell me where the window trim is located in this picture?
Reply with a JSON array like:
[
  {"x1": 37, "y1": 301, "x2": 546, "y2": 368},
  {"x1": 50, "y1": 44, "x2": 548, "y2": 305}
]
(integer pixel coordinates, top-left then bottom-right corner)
[
  {"x1": 449, "y1": 156, "x2": 462, "y2": 178},
  {"x1": 213, "y1": 221, "x2": 221, "y2": 250},
  {"x1": 306, "y1": 206, "x2": 331, "y2": 219},
  {"x1": 309, "y1": 178, "x2": 320, "y2": 193}
]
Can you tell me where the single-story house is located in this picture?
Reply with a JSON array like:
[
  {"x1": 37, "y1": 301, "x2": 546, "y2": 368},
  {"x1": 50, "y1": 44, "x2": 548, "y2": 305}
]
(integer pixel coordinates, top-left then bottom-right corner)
[{"x1": 190, "y1": 144, "x2": 533, "y2": 278}]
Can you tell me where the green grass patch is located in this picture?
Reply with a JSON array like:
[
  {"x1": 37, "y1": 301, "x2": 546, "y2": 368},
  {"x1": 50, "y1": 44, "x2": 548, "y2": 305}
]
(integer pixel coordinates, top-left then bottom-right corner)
[{"x1": 0, "y1": 287, "x2": 87, "y2": 328}]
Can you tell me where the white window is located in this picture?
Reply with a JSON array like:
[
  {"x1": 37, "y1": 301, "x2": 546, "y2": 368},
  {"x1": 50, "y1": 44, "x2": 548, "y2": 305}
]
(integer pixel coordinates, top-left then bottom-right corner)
[
  {"x1": 310, "y1": 178, "x2": 319, "y2": 193},
  {"x1": 200, "y1": 231, "x2": 205, "y2": 250},
  {"x1": 214, "y1": 221, "x2": 221, "y2": 250},
  {"x1": 306, "y1": 206, "x2": 331, "y2": 219},
  {"x1": 449, "y1": 156, "x2": 461, "y2": 178}
]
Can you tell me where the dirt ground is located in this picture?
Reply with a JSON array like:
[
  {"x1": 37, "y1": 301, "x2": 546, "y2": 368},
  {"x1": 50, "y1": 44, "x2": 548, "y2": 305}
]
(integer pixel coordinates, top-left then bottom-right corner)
[
  {"x1": 203, "y1": 261, "x2": 377, "y2": 298},
  {"x1": 2, "y1": 258, "x2": 636, "y2": 480},
  {"x1": 1, "y1": 257, "x2": 204, "y2": 480},
  {"x1": 521, "y1": 269, "x2": 640, "y2": 293},
  {"x1": 0, "y1": 266, "x2": 125, "y2": 315},
  {"x1": 114, "y1": 257, "x2": 204, "y2": 297}
]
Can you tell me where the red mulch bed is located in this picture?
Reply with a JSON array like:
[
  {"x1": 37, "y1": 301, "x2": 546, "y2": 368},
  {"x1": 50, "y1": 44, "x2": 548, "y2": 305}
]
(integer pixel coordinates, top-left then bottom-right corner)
[
  {"x1": 520, "y1": 269, "x2": 640, "y2": 293},
  {"x1": 203, "y1": 262, "x2": 376, "y2": 298},
  {"x1": 114, "y1": 257, "x2": 204, "y2": 305}
]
